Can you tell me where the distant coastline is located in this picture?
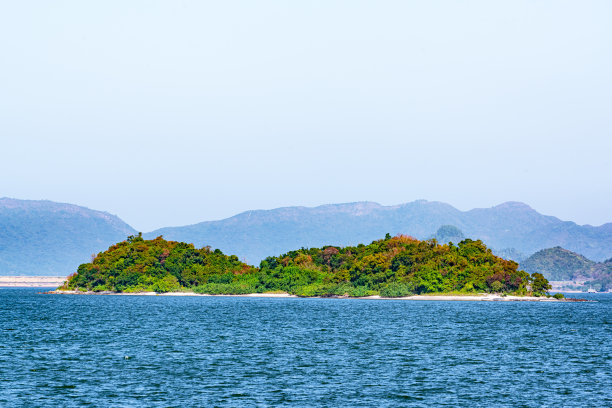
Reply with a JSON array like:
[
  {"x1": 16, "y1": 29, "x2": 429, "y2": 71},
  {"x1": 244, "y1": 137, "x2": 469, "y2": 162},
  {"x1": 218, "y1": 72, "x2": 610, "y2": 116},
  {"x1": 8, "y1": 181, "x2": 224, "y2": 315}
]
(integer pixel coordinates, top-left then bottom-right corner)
[
  {"x1": 47, "y1": 290, "x2": 585, "y2": 302},
  {"x1": 0, "y1": 276, "x2": 66, "y2": 287}
]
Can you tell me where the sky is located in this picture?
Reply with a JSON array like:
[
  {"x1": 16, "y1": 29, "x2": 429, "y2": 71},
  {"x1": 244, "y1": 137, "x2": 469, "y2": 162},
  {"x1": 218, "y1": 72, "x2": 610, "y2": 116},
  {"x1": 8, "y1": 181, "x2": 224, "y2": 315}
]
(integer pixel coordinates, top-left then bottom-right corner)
[{"x1": 1, "y1": 0, "x2": 611, "y2": 232}]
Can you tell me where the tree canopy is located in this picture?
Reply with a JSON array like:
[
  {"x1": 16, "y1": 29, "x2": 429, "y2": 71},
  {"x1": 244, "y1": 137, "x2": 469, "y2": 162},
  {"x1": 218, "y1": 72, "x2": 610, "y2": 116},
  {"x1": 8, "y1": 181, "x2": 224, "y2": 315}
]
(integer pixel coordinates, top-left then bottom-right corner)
[
  {"x1": 61, "y1": 233, "x2": 549, "y2": 296},
  {"x1": 62, "y1": 233, "x2": 255, "y2": 293}
]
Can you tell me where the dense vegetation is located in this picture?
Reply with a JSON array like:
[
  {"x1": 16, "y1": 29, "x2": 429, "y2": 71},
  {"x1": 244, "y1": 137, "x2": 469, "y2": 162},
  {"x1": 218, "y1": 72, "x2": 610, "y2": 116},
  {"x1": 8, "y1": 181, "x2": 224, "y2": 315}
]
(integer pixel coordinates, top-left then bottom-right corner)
[
  {"x1": 521, "y1": 247, "x2": 595, "y2": 281},
  {"x1": 258, "y1": 234, "x2": 551, "y2": 296},
  {"x1": 61, "y1": 234, "x2": 256, "y2": 293},
  {"x1": 61, "y1": 233, "x2": 551, "y2": 297},
  {"x1": 521, "y1": 247, "x2": 612, "y2": 291}
]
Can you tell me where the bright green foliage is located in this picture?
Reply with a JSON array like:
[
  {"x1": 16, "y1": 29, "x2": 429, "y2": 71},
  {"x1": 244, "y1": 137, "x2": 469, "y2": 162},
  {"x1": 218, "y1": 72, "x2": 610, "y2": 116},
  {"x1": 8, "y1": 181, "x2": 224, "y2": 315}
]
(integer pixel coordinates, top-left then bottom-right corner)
[
  {"x1": 530, "y1": 272, "x2": 552, "y2": 296},
  {"x1": 61, "y1": 233, "x2": 547, "y2": 296},
  {"x1": 61, "y1": 233, "x2": 256, "y2": 293},
  {"x1": 380, "y1": 282, "x2": 413, "y2": 297},
  {"x1": 258, "y1": 235, "x2": 536, "y2": 296}
]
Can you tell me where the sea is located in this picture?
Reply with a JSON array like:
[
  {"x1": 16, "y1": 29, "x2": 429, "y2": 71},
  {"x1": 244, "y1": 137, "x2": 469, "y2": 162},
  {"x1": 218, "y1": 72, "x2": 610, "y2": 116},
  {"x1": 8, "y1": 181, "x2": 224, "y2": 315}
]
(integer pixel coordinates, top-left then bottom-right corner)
[{"x1": 1, "y1": 288, "x2": 610, "y2": 407}]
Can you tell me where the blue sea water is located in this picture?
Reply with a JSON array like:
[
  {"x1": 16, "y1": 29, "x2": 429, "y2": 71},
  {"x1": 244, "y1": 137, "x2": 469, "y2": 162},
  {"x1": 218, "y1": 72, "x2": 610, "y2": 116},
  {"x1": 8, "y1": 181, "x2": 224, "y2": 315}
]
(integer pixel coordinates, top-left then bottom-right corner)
[{"x1": 0, "y1": 289, "x2": 610, "y2": 407}]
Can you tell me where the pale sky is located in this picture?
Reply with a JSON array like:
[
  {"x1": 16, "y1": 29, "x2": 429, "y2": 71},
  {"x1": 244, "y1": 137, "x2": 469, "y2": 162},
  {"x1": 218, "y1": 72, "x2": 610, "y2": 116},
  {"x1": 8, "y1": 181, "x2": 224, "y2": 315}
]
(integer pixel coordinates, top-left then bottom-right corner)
[{"x1": 1, "y1": 1, "x2": 611, "y2": 231}]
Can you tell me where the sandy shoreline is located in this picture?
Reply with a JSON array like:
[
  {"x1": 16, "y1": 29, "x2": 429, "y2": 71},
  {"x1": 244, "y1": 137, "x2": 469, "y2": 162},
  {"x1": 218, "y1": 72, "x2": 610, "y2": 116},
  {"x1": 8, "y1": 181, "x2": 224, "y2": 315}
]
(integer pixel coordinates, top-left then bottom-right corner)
[
  {"x1": 46, "y1": 290, "x2": 582, "y2": 301},
  {"x1": 48, "y1": 290, "x2": 298, "y2": 298},
  {"x1": 0, "y1": 276, "x2": 66, "y2": 287}
]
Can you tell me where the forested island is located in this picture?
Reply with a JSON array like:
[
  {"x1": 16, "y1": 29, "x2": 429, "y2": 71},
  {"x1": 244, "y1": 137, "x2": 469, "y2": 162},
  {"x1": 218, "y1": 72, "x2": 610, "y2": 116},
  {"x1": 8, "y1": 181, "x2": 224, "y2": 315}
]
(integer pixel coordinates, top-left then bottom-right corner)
[{"x1": 58, "y1": 233, "x2": 555, "y2": 298}]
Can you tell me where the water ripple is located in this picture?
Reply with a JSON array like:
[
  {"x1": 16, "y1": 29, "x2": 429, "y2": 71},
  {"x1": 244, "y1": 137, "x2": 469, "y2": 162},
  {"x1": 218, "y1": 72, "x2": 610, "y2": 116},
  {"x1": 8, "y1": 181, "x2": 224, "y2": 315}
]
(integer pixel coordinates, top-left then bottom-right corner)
[{"x1": 0, "y1": 289, "x2": 610, "y2": 407}]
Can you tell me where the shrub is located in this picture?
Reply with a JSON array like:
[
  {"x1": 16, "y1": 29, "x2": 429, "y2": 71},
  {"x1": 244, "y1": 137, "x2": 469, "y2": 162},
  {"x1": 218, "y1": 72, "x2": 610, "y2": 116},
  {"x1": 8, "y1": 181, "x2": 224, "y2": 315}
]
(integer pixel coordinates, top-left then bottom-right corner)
[
  {"x1": 347, "y1": 286, "x2": 376, "y2": 297},
  {"x1": 489, "y1": 280, "x2": 504, "y2": 293},
  {"x1": 328, "y1": 282, "x2": 355, "y2": 296},
  {"x1": 293, "y1": 284, "x2": 326, "y2": 297},
  {"x1": 531, "y1": 272, "x2": 552, "y2": 296},
  {"x1": 380, "y1": 282, "x2": 413, "y2": 297},
  {"x1": 193, "y1": 282, "x2": 256, "y2": 295},
  {"x1": 553, "y1": 293, "x2": 565, "y2": 299},
  {"x1": 150, "y1": 275, "x2": 180, "y2": 293}
]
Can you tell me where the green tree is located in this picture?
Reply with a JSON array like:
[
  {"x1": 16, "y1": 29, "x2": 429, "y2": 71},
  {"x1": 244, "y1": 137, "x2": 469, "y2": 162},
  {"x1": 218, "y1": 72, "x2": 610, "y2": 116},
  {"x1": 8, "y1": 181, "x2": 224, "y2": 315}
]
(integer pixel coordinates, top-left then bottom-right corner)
[{"x1": 531, "y1": 272, "x2": 551, "y2": 296}]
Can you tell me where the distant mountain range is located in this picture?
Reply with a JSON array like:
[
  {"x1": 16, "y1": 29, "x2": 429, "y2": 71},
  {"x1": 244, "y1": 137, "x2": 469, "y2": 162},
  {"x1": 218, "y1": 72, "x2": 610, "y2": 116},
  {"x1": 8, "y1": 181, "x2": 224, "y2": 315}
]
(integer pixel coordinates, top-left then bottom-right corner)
[
  {"x1": 0, "y1": 198, "x2": 135, "y2": 275},
  {"x1": 1, "y1": 197, "x2": 611, "y2": 276},
  {"x1": 147, "y1": 200, "x2": 612, "y2": 264}
]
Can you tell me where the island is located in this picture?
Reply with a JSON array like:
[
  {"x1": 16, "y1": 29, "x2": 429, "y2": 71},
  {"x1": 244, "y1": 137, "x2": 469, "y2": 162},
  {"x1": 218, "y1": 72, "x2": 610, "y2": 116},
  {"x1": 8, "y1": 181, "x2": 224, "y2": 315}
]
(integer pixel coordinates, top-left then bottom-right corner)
[{"x1": 54, "y1": 233, "x2": 569, "y2": 301}]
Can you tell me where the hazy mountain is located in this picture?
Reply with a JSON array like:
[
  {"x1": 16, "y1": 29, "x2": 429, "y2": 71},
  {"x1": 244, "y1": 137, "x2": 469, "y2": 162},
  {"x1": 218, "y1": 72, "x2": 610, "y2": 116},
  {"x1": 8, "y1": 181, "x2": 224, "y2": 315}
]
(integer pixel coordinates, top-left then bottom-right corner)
[
  {"x1": 146, "y1": 200, "x2": 612, "y2": 265},
  {"x1": 492, "y1": 248, "x2": 528, "y2": 264},
  {"x1": 431, "y1": 225, "x2": 465, "y2": 245},
  {"x1": 0, "y1": 198, "x2": 135, "y2": 275},
  {"x1": 4, "y1": 198, "x2": 611, "y2": 276},
  {"x1": 429, "y1": 226, "x2": 529, "y2": 263}
]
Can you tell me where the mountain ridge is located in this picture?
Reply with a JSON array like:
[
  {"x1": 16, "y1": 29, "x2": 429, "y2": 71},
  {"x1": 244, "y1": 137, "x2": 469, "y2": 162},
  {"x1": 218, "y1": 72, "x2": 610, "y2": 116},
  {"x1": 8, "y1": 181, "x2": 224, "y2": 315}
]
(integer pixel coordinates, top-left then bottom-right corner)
[
  {"x1": 146, "y1": 200, "x2": 612, "y2": 264},
  {"x1": 0, "y1": 198, "x2": 135, "y2": 275},
  {"x1": 2, "y1": 197, "x2": 611, "y2": 275}
]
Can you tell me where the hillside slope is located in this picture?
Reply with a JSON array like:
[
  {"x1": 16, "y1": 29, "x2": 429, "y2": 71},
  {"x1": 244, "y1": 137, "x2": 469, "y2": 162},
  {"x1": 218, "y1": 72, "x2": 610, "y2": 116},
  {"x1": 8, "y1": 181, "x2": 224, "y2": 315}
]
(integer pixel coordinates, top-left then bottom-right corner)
[
  {"x1": 521, "y1": 247, "x2": 612, "y2": 291},
  {"x1": 0, "y1": 198, "x2": 135, "y2": 275},
  {"x1": 520, "y1": 247, "x2": 596, "y2": 281}
]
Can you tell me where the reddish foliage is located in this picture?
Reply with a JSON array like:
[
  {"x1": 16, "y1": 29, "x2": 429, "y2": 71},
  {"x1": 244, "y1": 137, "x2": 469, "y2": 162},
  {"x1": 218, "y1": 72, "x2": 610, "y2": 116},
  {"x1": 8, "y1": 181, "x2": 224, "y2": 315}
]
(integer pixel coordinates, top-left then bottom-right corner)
[
  {"x1": 159, "y1": 249, "x2": 170, "y2": 265},
  {"x1": 322, "y1": 247, "x2": 340, "y2": 264},
  {"x1": 388, "y1": 234, "x2": 418, "y2": 248}
]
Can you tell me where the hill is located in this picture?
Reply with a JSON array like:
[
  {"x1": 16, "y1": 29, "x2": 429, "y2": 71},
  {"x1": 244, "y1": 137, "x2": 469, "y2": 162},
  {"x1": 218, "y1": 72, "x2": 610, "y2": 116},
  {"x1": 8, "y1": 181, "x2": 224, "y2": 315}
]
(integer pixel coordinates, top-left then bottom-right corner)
[
  {"x1": 146, "y1": 200, "x2": 612, "y2": 264},
  {"x1": 61, "y1": 234, "x2": 255, "y2": 293},
  {"x1": 520, "y1": 247, "x2": 595, "y2": 281},
  {"x1": 60, "y1": 234, "x2": 551, "y2": 297},
  {"x1": 0, "y1": 198, "x2": 135, "y2": 275},
  {"x1": 431, "y1": 225, "x2": 465, "y2": 244},
  {"x1": 521, "y1": 247, "x2": 612, "y2": 291}
]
